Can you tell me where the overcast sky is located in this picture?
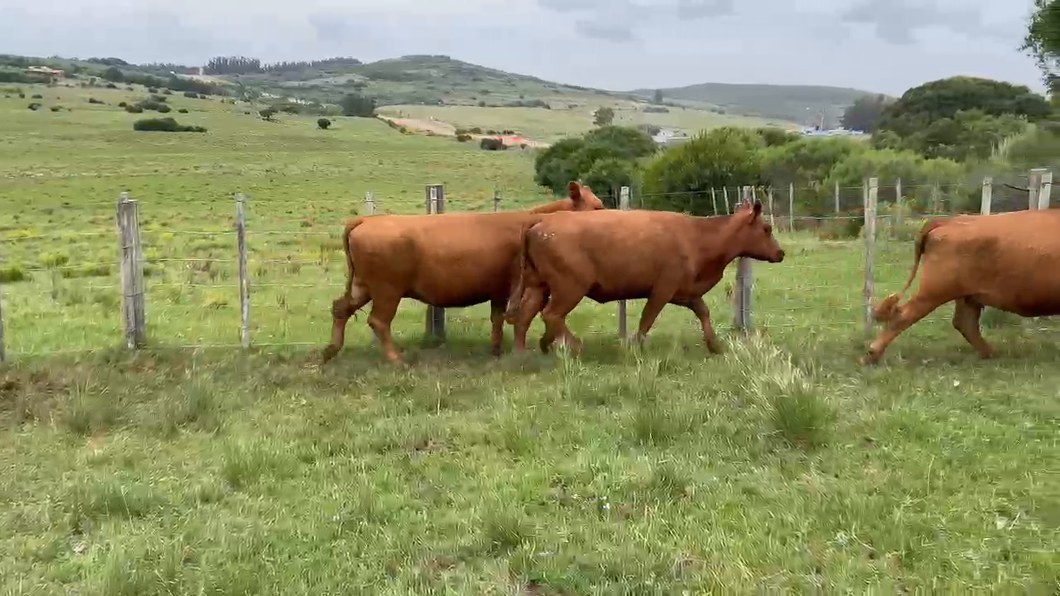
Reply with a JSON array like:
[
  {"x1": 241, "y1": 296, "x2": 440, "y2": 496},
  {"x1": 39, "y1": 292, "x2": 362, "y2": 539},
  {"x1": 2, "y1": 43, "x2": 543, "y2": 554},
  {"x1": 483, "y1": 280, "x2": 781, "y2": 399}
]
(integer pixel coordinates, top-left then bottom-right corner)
[{"x1": 0, "y1": 0, "x2": 1046, "y2": 96}]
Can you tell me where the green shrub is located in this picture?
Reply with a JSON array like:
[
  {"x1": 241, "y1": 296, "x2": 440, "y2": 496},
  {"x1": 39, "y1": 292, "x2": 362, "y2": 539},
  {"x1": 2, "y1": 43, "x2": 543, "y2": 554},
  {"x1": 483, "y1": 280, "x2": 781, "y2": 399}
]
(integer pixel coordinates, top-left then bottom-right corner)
[
  {"x1": 49, "y1": 106, "x2": 61, "y2": 112},
  {"x1": 125, "y1": 104, "x2": 143, "y2": 113},
  {"x1": 183, "y1": 91, "x2": 198, "y2": 98},
  {"x1": 480, "y1": 137, "x2": 506, "y2": 151},
  {"x1": 133, "y1": 117, "x2": 207, "y2": 133},
  {"x1": 27, "y1": 102, "x2": 41, "y2": 110},
  {"x1": 317, "y1": 118, "x2": 331, "y2": 129},
  {"x1": 456, "y1": 133, "x2": 471, "y2": 142},
  {"x1": 0, "y1": 264, "x2": 29, "y2": 283},
  {"x1": 31, "y1": 93, "x2": 42, "y2": 99},
  {"x1": 177, "y1": 108, "x2": 188, "y2": 113},
  {"x1": 156, "y1": 104, "x2": 171, "y2": 113},
  {"x1": 162, "y1": 88, "x2": 172, "y2": 95},
  {"x1": 87, "y1": 97, "x2": 104, "y2": 104}
]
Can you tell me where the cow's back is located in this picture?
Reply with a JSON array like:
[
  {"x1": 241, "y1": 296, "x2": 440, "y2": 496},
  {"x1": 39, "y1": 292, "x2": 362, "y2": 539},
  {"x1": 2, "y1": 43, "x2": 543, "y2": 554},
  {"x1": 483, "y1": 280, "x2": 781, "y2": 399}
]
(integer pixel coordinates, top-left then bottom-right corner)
[
  {"x1": 927, "y1": 210, "x2": 1060, "y2": 316},
  {"x1": 350, "y1": 212, "x2": 537, "y2": 307}
]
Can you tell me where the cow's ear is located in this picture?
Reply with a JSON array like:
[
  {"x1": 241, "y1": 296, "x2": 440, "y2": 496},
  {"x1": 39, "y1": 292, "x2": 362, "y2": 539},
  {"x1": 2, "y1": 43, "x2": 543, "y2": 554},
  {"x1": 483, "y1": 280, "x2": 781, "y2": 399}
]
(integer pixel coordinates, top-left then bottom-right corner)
[
  {"x1": 568, "y1": 181, "x2": 582, "y2": 202},
  {"x1": 751, "y1": 201, "x2": 763, "y2": 218}
]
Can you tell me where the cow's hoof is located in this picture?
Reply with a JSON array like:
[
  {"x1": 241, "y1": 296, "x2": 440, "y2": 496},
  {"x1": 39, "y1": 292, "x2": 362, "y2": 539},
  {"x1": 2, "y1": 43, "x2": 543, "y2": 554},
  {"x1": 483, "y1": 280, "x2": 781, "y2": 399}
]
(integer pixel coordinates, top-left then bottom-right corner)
[
  {"x1": 859, "y1": 353, "x2": 880, "y2": 366},
  {"x1": 707, "y1": 343, "x2": 724, "y2": 355},
  {"x1": 538, "y1": 336, "x2": 552, "y2": 354},
  {"x1": 321, "y1": 345, "x2": 340, "y2": 364}
]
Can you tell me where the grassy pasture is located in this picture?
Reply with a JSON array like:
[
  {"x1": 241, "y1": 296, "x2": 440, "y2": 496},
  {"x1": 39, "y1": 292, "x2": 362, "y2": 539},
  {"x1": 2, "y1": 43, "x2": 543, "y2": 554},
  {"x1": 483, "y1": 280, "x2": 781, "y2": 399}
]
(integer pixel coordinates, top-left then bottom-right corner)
[{"x1": 1, "y1": 82, "x2": 1059, "y2": 594}]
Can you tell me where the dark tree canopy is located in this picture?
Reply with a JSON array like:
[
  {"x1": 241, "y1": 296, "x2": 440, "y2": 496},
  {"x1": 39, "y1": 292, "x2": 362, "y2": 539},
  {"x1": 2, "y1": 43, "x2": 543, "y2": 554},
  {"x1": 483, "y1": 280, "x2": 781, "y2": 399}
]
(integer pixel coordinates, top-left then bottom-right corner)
[
  {"x1": 340, "y1": 93, "x2": 377, "y2": 117},
  {"x1": 1022, "y1": 0, "x2": 1059, "y2": 91},
  {"x1": 533, "y1": 125, "x2": 655, "y2": 205},
  {"x1": 593, "y1": 106, "x2": 615, "y2": 127},
  {"x1": 841, "y1": 94, "x2": 892, "y2": 133}
]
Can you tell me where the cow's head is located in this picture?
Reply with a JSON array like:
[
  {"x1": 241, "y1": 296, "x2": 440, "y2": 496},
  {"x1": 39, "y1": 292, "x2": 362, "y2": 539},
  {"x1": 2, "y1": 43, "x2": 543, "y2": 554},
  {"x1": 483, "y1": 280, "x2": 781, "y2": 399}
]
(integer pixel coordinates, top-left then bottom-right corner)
[
  {"x1": 733, "y1": 201, "x2": 785, "y2": 263},
  {"x1": 530, "y1": 180, "x2": 606, "y2": 213}
]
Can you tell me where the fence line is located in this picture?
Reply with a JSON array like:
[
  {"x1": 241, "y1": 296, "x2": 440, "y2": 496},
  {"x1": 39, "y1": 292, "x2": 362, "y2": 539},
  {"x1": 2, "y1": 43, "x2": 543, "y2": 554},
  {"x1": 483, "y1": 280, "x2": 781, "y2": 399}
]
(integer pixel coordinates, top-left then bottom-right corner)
[{"x1": 0, "y1": 170, "x2": 1054, "y2": 360}]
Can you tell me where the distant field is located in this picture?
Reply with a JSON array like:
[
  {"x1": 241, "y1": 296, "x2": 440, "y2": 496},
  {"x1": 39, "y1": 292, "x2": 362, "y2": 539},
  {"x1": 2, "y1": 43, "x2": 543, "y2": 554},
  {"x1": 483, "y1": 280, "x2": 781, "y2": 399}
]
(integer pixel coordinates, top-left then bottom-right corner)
[
  {"x1": 1, "y1": 81, "x2": 1058, "y2": 594},
  {"x1": 378, "y1": 101, "x2": 786, "y2": 143}
]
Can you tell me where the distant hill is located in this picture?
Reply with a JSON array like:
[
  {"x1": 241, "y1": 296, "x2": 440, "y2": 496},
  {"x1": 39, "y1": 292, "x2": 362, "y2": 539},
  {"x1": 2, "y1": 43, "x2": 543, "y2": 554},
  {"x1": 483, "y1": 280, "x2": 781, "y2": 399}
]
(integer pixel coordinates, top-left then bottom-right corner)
[
  {"x1": 1, "y1": 51, "x2": 877, "y2": 127},
  {"x1": 630, "y1": 83, "x2": 882, "y2": 128}
]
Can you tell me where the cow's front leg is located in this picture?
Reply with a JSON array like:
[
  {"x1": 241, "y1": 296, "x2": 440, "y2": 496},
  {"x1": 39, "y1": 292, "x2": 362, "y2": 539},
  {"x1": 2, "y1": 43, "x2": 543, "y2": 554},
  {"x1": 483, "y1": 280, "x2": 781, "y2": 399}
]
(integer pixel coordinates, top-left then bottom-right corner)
[{"x1": 675, "y1": 296, "x2": 722, "y2": 354}]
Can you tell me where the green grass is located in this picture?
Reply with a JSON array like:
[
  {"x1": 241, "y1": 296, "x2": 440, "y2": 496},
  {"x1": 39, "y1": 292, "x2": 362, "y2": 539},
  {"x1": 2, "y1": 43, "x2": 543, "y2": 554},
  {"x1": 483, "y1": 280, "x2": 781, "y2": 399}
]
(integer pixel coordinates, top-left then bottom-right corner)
[{"x1": 1, "y1": 81, "x2": 1059, "y2": 593}]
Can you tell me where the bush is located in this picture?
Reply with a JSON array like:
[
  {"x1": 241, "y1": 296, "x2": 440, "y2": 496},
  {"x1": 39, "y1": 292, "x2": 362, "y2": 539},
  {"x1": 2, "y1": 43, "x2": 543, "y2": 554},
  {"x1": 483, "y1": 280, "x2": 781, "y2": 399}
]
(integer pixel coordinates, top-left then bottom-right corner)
[
  {"x1": 27, "y1": 102, "x2": 41, "y2": 110},
  {"x1": 147, "y1": 87, "x2": 158, "y2": 93},
  {"x1": 469, "y1": 127, "x2": 482, "y2": 134},
  {"x1": 49, "y1": 106, "x2": 61, "y2": 112},
  {"x1": 125, "y1": 104, "x2": 144, "y2": 113},
  {"x1": 133, "y1": 117, "x2": 207, "y2": 133},
  {"x1": 105, "y1": 83, "x2": 117, "y2": 89},
  {"x1": 87, "y1": 97, "x2": 104, "y2": 104},
  {"x1": 183, "y1": 91, "x2": 198, "y2": 98},
  {"x1": 480, "y1": 137, "x2": 506, "y2": 151},
  {"x1": 149, "y1": 94, "x2": 167, "y2": 103},
  {"x1": 177, "y1": 108, "x2": 188, "y2": 113},
  {"x1": 317, "y1": 118, "x2": 331, "y2": 129},
  {"x1": 162, "y1": 89, "x2": 173, "y2": 95},
  {"x1": 0, "y1": 264, "x2": 29, "y2": 283},
  {"x1": 156, "y1": 104, "x2": 171, "y2": 113},
  {"x1": 259, "y1": 107, "x2": 277, "y2": 120},
  {"x1": 456, "y1": 133, "x2": 471, "y2": 142},
  {"x1": 340, "y1": 93, "x2": 376, "y2": 117},
  {"x1": 18, "y1": 93, "x2": 24, "y2": 98}
]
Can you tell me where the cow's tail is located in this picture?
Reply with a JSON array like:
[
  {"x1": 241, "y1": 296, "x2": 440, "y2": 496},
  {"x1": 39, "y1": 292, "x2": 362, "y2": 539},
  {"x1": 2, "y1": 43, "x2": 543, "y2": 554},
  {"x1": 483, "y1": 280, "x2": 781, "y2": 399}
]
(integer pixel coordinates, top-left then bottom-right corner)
[
  {"x1": 503, "y1": 221, "x2": 538, "y2": 324},
  {"x1": 873, "y1": 218, "x2": 945, "y2": 323},
  {"x1": 333, "y1": 216, "x2": 367, "y2": 319}
]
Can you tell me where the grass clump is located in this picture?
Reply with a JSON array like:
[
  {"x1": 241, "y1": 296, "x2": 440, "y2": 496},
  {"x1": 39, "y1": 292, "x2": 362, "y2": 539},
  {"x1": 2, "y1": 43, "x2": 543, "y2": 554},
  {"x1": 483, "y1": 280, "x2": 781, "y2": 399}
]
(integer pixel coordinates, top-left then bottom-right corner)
[
  {"x1": 133, "y1": 117, "x2": 207, "y2": 133},
  {"x1": 0, "y1": 263, "x2": 29, "y2": 283}
]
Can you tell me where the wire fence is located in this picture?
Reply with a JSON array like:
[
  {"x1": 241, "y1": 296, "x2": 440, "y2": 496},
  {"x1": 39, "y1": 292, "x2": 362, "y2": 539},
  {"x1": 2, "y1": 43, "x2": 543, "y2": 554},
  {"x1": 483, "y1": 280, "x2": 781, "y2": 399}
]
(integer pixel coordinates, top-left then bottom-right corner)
[{"x1": 0, "y1": 169, "x2": 1054, "y2": 361}]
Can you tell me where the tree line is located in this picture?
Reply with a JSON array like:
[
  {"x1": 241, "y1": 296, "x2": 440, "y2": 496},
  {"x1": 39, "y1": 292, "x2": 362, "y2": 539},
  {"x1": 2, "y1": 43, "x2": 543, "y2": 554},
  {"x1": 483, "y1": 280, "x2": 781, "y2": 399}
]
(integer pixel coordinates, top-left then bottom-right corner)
[{"x1": 203, "y1": 56, "x2": 363, "y2": 75}]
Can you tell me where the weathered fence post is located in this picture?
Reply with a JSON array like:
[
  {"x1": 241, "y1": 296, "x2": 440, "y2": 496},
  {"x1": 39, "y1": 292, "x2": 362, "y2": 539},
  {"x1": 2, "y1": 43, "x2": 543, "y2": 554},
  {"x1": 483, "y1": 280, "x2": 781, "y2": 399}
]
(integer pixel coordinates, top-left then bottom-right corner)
[
  {"x1": 1029, "y1": 169, "x2": 1045, "y2": 210},
  {"x1": 425, "y1": 184, "x2": 446, "y2": 343},
  {"x1": 722, "y1": 187, "x2": 731, "y2": 215},
  {"x1": 894, "y1": 178, "x2": 904, "y2": 230},
  {"x1": 863, "y1": 178, "x2": 878, "y2": 333},
  {"x1": 116, "y1": 192, "x2": 147, "y2": 349},
  {"x1": 236, "y1": 193, "x2": 250, "y2": 349},
  {"x1": 617, "y1": 186, "x2": 630, "y2": 341},
  {"x1": 364, "y1": 191, "x2": 375, "y2": 216},
  {"x1": 931, "y1": 181, "x2": 941, "y2": 213},
  {"x1": 1039, "y1": 170, "x2": 1052, "y2": 210},
  {"x1": 732, "y1": 186, "x2": 753, "y2": 333},
  {"x1": 834, "y1": 181, "x2": 840, "y2": 213},
  {"x1": 980, "y1": 177, "x2": 993, "y2": 215},
  {"x1": 363, "y1": 192, "x2": 377, "y2": 345},
  {"x1": 767, "y1": 187, "x2": 776, "y2": 229},
  {"x1": 493, "y1": 188, "x2": 501, "y2": 212},
  {"x1": 710, "y1": 188, "x2": 718, "y2": 216},
  {"x1": 788, "y1": 182, "x2": 795, "y2": 233}
]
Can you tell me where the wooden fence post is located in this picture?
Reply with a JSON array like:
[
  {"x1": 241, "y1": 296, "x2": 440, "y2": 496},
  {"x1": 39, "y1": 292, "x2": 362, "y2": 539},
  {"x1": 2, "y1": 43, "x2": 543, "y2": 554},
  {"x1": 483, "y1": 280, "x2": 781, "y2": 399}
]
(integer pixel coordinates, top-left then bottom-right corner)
[
  {"x1": 980, "y1": 177, "x2": 993, "y2": 215},
  {"x1": 1038, "y1": 170, "x2": 1052, "y2": 210},
  {"x1": 425, "y1": 184, "x2": 446, "y2": 343},
  {"x1": 767, "y1": 187, "x2": 776, "y2": 229},
  {"x1": 732, "y1": 186, "x2": 753, "y2": 333},
  {"x1": 863, "y1": 178, "x2": 878, "y2": 333},
  {"x1": 834, "y1": 181, "x2": 840, "y2": 213},
  {"x1": 788, "y1": 182, "x2": 795, "y2": 233},
  {"x1": 116, "y1": 192, "x2": 147, "y2": 349},
  {"x1": 617, "y1": 186, "x2": 630, "y2": 341},
  {"x1": 710, "y1": 188, "x2": 718, "y2": 216},
  {"x1": 236, "y1": 193, "x2": 250, "y2": 348},
  {"x1": 364, "y1": 192, "x2": 377, "y2": 345},
  {"x1": 1029, "y1": 169, "x2": 1045, "y2": 211},
  {"x1": 722, "y1": 187, "x2": 730, "y2": 215},
  {"x1": 493, "y1": 189, "x2": 501, "y2": 212},
  {"x1": 931, "y1": 181, "x2": 941, "y2": 213},
  {"x1": 894, "y1": 178, "x2": 904, "y2": 230}
]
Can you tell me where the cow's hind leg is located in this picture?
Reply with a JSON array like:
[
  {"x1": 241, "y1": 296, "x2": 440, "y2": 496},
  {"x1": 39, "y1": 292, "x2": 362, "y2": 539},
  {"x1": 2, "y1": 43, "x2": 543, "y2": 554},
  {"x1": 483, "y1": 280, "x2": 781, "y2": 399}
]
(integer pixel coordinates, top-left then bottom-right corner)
[
  {"x1": 366, "y1": 293, "x2": 404, "y2": 364},
  {"x1": 538, "y1": 289, "x2": 585, "y2": 355},
  {"x1": 322, "y1": 280, "x2": 371, "y2": 363},
  {"x1": 952, "y1": 297, "x2": 993, "y2": 359},
  {"x1": 512, "y1": 286, "x2": 547, "y2": 353},
  {"x1": 862, "y1": 294, "x2": 948, "y2": 365}
]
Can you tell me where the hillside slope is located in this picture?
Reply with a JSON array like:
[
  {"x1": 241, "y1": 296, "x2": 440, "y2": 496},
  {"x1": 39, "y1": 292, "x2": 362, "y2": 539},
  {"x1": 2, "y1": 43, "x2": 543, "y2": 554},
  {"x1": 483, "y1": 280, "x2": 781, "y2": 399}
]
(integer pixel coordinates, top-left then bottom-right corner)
[{"x1": 631, "y1": 82, "x2": 879, "y2": 127}]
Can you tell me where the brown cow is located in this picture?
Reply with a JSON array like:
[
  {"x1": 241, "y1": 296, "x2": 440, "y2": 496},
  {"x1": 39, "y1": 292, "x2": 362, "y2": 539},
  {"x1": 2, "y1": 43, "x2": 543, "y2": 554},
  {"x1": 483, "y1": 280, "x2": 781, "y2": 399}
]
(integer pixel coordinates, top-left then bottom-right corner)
[
  {"x1": 863, "y1": 209, "x2": 1060, "y2": 364},
  {"x1": 322, "y1": 181, "x2": 605, "y2": 364},
  {"x1": 504, "y1": 201, "x2": 786, "y2": 355}
]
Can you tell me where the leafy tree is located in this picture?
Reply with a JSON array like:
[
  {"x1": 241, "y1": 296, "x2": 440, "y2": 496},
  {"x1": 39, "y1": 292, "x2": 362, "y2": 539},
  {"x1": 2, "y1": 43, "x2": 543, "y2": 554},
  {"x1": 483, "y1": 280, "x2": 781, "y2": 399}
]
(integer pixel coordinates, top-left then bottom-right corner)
[
  {"x1": 653, "y1": 89, "x2": 663, "y2": 103},
  {"x1": 340, "y1": 93, "x2": 376, "y2": 117},
  {"x1": 260, "y1": 107, "x2": 277, "y2": 121},
  {"x1": 1022, "y1": 0, "x2": 1059, "y2": 92},
  {"x1": 753, "y1": 127, "x2": 800, "y2": 147},
  {"x1": 760, "y1": 136, "x2": 868, "y2": 208},
  {"x1": 533, "y1": 126, "x2": 655, "y2": 198},
  {"x1": 593, "y1": 106, "x2": 615, "y2": 127},
  {"x1": 102, "y1": 66, "x2": 125, "y2": 83},
  {"x1": 582, "y1": 158, "x2": 638, "y2": 208},
  {"x1": 317, "y1": 118, "x2": 331, "y2": 130},
  {"x1": 841, "y1": 94, "x2": 892, "y2": 133},
  {"x1": 641, "y1": 127, "x2": 765, "y2": 215},
  {"x1": 825, "y1": 148, "x2": 963, "y2": 211}
]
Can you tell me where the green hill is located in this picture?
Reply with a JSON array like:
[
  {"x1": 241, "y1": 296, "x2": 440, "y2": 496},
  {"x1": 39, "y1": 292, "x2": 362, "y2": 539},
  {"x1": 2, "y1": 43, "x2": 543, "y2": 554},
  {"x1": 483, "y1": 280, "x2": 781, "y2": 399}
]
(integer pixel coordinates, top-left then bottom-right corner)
[{"x1": 630, "y1": 82, "x2": 881, "y2": 128}]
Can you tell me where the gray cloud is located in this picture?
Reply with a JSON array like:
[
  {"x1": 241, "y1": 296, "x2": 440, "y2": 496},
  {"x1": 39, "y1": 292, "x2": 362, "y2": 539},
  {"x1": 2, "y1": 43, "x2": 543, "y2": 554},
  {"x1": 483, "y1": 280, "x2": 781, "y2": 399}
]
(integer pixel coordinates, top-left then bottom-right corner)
[
  {"x1": 841, "y1": 0, "x2": 998, "y2": 45},
  {"x1": 538, "y1": 0, "x2": 736, "y2": 42}
]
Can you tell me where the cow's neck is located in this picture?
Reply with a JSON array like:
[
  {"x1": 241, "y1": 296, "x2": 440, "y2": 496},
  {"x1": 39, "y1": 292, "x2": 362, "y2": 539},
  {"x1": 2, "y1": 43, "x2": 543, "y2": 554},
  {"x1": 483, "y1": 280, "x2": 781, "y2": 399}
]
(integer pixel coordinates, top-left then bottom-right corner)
[{"x1": 691, "y1": 214, "x2": 745, "y2": 273}]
